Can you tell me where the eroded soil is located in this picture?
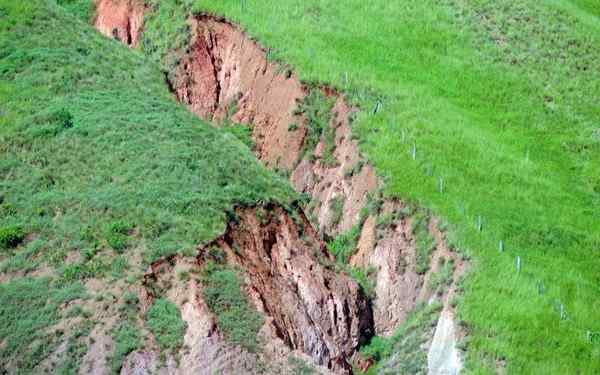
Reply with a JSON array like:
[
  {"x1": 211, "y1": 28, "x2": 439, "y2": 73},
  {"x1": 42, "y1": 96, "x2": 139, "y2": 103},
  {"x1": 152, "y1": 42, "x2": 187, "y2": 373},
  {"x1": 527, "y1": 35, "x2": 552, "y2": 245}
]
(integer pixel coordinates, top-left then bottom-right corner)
[{"x1": 91, "y1": 2, "x2": 467, "y2": 373}]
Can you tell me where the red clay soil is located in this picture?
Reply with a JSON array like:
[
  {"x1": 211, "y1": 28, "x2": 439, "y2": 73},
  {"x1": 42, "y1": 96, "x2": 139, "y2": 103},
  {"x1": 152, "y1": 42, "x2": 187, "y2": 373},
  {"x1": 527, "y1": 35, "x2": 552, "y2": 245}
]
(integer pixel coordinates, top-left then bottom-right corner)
[
  {"x1": 93, "y1": 0, "x2": 145, "y2": 47},
  {"x1": 201, "y1": 205, "x2": 373, "y2": 372},
  {"x1": 173, "y1": 16, "x2": 308, "y2": 169}
]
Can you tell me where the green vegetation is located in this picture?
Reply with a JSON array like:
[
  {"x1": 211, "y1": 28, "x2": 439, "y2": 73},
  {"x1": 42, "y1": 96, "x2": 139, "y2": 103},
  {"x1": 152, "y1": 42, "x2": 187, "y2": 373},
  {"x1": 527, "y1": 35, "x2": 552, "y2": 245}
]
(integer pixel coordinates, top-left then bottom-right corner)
[
  {"x1": 0, "y1": 0, "x2": 294, "y2": 280},
  {"x1": 0, "y1": 225, "x2": 24, "y2": 249},
  {"x1": 411, "y1": 209, "x2": 436, "y2": 275},
  {"x1": 294, "y1": 90, "x2": 337, "y2": 165},
  {"x1": 201, "y1": 262, "x2": 264, "y2": 351},
  {"x1": 109, "y1": 291, "x2": 142, "y2": 373},
  {"x1": 328, "y1": 224, "x2": 361, "y2": 264},
  {"x1": 146, "y1": 298, "x2": 187, "y2": 352},
  {"x1": 189, "y1": 1, "x2": 600, "y2": 371},
  {"x1": 428, "y1": 258, "x2": 455, "y2": 294},
  {"x1": 3, "y1": 0, "x2": 600, "y2": 373},
  {"x1": 288, "y1": 356, "x2": 316, "y2": 375},
  {"x1": 327, "y1": 224, "x2": 375, "y2": 298},
  {"x1": 361, "y1": 302, "x2": 442, "y2": 374},
  {"x1": 105, "y1": 220, "x2": 132, "y2": 252},
  {"x1": 55, "y1": 321, "x2": 93, "y2": 375},
  {"x1": 0, "y1": 2, "x2": 293, "y2": 371},
  {"x1": 328, "y1": 196, "x2": 344, "y2": 228},
  {"x1": 0, "y1": 277, "x2": 86, "y2": 372},
  {"x1": 54, "y1": 0, "x2": 93, "y2": 22},
  {"x1": 141, "y1": 0, "x2": 193, "y2": 79},
  {"x1": 110, "y1": 323, "x2": 141, "y2": 374}
]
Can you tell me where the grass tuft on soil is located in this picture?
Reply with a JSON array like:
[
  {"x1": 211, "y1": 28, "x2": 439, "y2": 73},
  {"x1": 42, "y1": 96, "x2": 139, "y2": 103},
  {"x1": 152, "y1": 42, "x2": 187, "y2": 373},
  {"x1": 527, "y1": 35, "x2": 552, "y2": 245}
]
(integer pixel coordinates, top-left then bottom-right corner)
[{"x1": 201, "y1": 262, "x2": 264, "y2": 352}]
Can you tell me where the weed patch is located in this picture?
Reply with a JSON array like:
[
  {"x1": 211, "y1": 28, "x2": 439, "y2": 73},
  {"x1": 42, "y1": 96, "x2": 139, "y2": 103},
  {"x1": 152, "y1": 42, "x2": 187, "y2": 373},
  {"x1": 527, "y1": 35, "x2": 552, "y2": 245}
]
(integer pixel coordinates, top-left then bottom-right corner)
[
  {"x1": 146, "y1": 298, "x2": 187, "y2": 353},
  {"x1": 201, "y1": 262, "x2": 264, "y2": 351},
  {"x1": 0, "y1": 225, "x2": 24, "y2": 249},
  {"x1": 360, "y1": 302, "x2": 442, "y2": 374},
  {"x1": 295, "y1": 90, "x2": 336, "y2": 164}
]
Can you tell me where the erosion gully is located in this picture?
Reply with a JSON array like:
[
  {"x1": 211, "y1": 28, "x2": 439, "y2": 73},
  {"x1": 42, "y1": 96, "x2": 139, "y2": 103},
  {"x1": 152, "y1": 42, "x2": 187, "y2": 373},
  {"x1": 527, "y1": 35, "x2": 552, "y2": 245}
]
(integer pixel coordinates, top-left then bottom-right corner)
[{"x1": 93, "y1": 1, "x2": 465, "y2": 374}]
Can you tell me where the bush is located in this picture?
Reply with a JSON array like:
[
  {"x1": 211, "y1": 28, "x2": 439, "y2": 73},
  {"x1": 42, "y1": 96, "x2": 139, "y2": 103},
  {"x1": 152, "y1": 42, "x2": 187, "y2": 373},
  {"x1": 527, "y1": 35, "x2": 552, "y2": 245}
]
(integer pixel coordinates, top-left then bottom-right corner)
[
  {"x1": 202, "y1": 262, "x2": 264, "y2": 351},
  {"x1": 0, "y1": 225, "x2": 24, "y2": 249},
  {"x1": 106, "y1": 220, "x2": 132, "y2": 252}
]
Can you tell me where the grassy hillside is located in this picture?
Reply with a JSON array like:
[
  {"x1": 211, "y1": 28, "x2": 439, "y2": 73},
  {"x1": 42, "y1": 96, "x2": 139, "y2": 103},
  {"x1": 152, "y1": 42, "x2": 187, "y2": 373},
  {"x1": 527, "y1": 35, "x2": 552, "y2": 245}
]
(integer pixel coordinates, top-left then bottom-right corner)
[
  {"x1": 0, "y1": 0, "x2": 293, "y2": 369},
  {"x1": 3, "y1": 0, "x2": 600, "y2": 373},
  {"x1": 182, "y1": 0, "x2": 600, "y2": 373}
]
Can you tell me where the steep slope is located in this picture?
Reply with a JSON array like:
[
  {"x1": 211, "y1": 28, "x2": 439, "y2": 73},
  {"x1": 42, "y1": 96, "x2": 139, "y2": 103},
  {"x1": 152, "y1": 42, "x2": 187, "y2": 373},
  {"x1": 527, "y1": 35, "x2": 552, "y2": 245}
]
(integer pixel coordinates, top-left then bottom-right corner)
[
  {"x1": 186, "y1": 1, "x2": 600, "y2": 374},
  {"x1": 93, "y1": 1, "x2": 467, "y2": 374}
]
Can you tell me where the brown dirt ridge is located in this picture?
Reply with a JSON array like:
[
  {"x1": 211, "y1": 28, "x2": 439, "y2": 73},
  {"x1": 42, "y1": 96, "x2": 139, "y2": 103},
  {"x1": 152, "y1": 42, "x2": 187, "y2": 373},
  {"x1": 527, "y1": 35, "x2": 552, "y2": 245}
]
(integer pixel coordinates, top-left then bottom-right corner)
[{"x1": 93, "y1": 1, "x2": 467, "y2": 374}]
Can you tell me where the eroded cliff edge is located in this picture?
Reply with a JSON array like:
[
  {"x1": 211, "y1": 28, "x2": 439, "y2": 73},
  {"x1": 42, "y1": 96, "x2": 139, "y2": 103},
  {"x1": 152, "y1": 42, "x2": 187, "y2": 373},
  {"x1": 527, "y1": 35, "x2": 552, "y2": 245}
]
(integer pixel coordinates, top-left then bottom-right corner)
[{"x1": 91, "y1": 1, "x2": 466, "y2": 373}]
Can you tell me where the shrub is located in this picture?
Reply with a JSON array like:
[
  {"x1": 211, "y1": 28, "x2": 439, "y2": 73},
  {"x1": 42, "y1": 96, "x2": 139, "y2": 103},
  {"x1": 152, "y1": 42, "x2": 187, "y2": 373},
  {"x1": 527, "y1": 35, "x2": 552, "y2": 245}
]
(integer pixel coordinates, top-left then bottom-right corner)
[
  {"x1": 202, "y1": 263, "x2": 263, "y2": 351},
  {"x1": 106, "y1": 220, "x2": 132, "y2": 252},
  {"x1": 0, "y1": 225, "x2": 24, "y2": 249},
  {"x1": 328, "y1": 225, "x2": 361, "y2": 263}
]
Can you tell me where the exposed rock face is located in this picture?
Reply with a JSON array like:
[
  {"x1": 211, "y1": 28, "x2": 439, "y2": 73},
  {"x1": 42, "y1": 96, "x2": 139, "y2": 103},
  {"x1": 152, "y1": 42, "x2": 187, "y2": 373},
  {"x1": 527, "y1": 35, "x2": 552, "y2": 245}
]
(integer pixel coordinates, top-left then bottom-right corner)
[
  {"x1": 350, "y1": 210, "x2": 423, "y2": 336},
  {"x1": 94, "y1": 0, "x2": 144, "y2": 47},
  {"x1": 204, "y1": 205, "x2": 373, "y2": 372},
  {"x1": 134, "y1": 206, "x2": 372, "y2": 374}
]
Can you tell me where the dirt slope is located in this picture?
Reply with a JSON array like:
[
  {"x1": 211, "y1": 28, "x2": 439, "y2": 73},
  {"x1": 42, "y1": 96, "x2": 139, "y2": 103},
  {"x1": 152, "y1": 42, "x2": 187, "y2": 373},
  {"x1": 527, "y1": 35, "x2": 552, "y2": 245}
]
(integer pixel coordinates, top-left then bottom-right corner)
[{"x1": 93, "y1": 2, "x2": 465, "y2": 373}]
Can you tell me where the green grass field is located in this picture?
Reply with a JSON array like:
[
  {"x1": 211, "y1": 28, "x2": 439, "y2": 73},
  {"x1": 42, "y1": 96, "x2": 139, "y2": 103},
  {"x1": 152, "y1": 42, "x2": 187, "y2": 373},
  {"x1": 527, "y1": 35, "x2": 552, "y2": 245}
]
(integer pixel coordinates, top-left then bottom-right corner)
[
  {"x1": 2, "y1": 0, "x2": 600, "y2": 373},
  {"x1": 190, "y1": 0, "x2": 600, "y2": 373}
]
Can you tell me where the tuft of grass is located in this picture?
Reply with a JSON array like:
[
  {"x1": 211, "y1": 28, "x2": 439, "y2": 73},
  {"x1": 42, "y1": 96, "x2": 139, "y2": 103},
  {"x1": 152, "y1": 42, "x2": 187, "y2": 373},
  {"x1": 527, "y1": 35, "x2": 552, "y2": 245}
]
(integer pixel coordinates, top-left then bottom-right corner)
[
  {"x1": 288, "y1": 356, "x2": 316, "y2": 375},
  {"x1": 328, "y1": 224, "x2": 360, "y2": 264},
  {"x1": 328, "y1": 196, "x2": 344, "y2": 229},
  {"x1": 428, "y1": 257, "x2": 455, "y2": 294},
  {"x1": 411, "y1": 209, "x2": 435, "y2": 275},
  {"x1": 109, "y1": 322, "x2": 141, "y2": 374},
  {"x1": 0, "y1": 225, "x2": 25, "y2": 249},
  {"x1": 146, "y1": 298, "x2": 187, "y2": 353},
  {"x1": 295, "y1": 89, "x2": 336, "y2": 164},
  {"x1": 105, "y1": 220, "x2": 132, "y2": 252},
  {"x1": 201, "y1": 262, "x2": 264, "y2": 352},
  {"x1": 360, "y1": 302, "x2": 442, "y2": 374},
  {"x1": 55, "y1": 320, "x2": 93, "y2": 375}
]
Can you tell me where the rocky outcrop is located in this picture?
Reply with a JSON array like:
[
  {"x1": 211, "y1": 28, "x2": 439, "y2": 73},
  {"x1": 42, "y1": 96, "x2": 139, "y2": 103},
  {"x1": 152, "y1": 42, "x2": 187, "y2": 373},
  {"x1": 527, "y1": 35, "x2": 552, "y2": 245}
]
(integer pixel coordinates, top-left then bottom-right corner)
[
  {"x1": 203, "y1": 205, "x2": 373, "y2": 372},
  {"x1": 136, "y1": 206, "x2": 372, "y2": 374}
]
